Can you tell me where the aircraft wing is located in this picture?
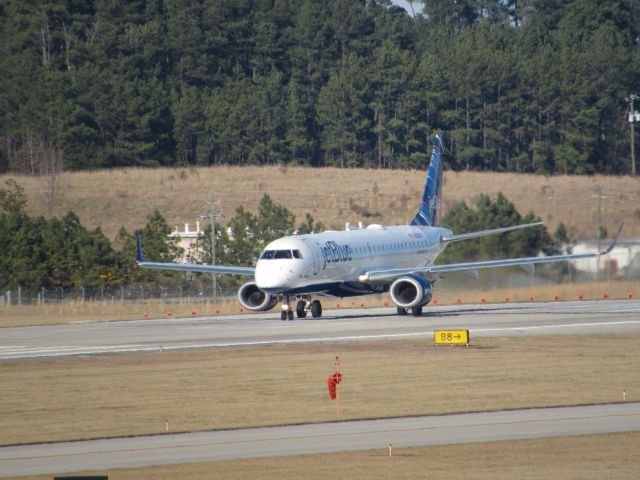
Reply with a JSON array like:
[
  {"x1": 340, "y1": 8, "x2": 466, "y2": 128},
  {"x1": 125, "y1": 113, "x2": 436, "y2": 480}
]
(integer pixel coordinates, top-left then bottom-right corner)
[
  {"x1": 135, "y1": 234, "x2": 255, "y2": 276},
  {"x1": 136, "y1": 261, "x2": 255, "y2": 275},
  {"x1": 359, "y1": 224, "x2": 622, "y2": 283}
]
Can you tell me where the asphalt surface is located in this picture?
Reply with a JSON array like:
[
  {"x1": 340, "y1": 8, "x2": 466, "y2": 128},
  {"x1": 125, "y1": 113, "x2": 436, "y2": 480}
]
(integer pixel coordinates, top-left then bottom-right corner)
[
  {"x1": 2, "y1": 300, "x2": 640, "y2": 476},
  {"x1": 1, "y1": 299, "x2": 640, "y2": 360},
  {"x1": 2, "y1": 403, "x2": 639, "y2": 477}
]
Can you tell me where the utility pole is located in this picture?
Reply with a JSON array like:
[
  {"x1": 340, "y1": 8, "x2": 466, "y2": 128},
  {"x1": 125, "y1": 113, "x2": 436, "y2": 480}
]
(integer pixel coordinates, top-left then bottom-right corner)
[
  {"x1": 593, "y1": 186, "x2": 607, "y2": 277},
  {"x1": 593, "y1": 186, "x2": 607, "y2": 251},
  {"x1": 627, "y1": 94, "x2": 638, "y2": 175},
  {"x1": 545, "y1": 186, "x2": 557, "y2": 220},
  {"x1": 200, "y1": 193, "x2": 223, "y2": 301}
]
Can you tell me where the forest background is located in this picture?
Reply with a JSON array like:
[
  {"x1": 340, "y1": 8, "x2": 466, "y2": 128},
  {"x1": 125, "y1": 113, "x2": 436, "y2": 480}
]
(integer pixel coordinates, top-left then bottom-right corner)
[
  {"x1": 1, "y1": 0, "x2": 639, "y2": 174},
  {"x1": 1, "y1": 0, "x2": 639, "y2": 295}
]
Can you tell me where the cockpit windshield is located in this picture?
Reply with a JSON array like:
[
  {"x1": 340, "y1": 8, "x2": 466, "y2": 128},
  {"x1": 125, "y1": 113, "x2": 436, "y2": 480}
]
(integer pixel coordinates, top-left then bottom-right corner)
[{"x1": 260, "y1": 249, "x2": 303, "y2": 260}]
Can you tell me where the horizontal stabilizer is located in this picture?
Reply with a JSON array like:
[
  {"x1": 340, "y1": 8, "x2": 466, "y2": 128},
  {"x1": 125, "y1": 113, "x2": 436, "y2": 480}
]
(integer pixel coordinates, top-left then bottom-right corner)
[{"x1": 441, "y1": 222, "x2": 544, "y2": 243}]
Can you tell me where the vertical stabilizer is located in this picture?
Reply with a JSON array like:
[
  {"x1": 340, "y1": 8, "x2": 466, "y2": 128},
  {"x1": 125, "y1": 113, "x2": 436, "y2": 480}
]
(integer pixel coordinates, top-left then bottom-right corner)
[{"x1": 411, "y1": 133, "x2": 444, "y2": 227}]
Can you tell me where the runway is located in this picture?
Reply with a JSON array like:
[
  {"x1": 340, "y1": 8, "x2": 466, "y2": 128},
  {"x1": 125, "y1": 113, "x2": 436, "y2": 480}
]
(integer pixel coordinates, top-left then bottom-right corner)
[
  {"x1": 1, "y1": 403, "x2": 639, "y2": 477},
  {"x1": 2, "y1": 299, "x2": 640, "y2": 360}
]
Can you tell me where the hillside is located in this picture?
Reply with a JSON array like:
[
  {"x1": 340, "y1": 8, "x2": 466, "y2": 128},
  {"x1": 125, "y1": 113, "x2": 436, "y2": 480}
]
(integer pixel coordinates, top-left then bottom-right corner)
[{"x1": 4, "y1": 167, "x2": 639, "y2": 241}]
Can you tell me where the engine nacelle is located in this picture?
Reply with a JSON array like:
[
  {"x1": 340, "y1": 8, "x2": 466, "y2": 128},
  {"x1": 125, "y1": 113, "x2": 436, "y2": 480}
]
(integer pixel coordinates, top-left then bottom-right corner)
[
  {"x1": 237, "y1": 281, "x2": 278, "y2": 311},
  {"x1": 389, "y1": 275, "x2": 433, "y2": 308}
]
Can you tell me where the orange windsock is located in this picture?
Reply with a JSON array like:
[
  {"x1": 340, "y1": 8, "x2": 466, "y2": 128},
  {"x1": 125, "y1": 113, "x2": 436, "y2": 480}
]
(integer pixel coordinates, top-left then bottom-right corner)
[{"x1": 327, "y1": 372, "x2": 343, "y2": 400}]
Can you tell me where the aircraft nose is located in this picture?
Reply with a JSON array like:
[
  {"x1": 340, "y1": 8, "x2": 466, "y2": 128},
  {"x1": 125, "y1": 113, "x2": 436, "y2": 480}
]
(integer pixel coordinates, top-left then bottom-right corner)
[{"x1": 255, "y1": 261, "x2": 297, "y2": 292}]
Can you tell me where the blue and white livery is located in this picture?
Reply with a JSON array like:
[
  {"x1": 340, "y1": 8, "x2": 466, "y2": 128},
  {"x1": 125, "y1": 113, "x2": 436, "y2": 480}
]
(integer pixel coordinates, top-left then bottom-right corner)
[{"x1": 137, "y1": 133, "x2": 621, "y2": 320}]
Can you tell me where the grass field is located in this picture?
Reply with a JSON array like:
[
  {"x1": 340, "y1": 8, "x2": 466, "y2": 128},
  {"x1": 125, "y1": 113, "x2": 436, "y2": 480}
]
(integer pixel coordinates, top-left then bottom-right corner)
[
  {"x1": 2, "y1": 335, "x2": 638, "y2": 446},
  {"x1": 3, "y1": 166, "x2": 639, "y2": 478},
  {"x1": 0, "y1": 280, "x2": 636, "y2": 327},
  {"x1": 3, "y1": 166, "x2": 639, "y2": 240},
  {"x1": 7, "y1": 433, "x2": 639, "y2": 480}
]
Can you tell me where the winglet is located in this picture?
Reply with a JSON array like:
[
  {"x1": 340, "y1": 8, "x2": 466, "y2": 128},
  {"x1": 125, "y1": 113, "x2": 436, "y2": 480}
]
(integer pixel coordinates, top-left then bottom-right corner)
[
  {"x1": 601, "y1": 223, "x2": 623, "y2": 255},
  {"x1": 135, "y1": 232, "x2": 144, "y2": 263}
]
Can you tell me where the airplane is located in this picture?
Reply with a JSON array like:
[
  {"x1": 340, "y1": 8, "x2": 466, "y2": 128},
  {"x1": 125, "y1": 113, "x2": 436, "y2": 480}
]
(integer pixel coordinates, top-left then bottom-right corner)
[{"x1": 136, "y1": 133, "x2": 621, "y2": 321}]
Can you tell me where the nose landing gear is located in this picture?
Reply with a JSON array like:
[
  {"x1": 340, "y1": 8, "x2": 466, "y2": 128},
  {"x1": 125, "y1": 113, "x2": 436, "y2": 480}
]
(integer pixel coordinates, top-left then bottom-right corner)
[
  {"x1": 396, "y1": 305, "x2": 423, "y2": 317},
  {"x1": 280, "y1": 296, "x2": 294, "y2": 320}
]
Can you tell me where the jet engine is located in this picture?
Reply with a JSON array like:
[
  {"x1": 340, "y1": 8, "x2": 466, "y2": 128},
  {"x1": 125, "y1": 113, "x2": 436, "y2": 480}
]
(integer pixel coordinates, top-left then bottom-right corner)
[
  {"x1": 389, "y1": 275, "x2": 433, "y2": 308},
  {"x1": 237, "y1": 281, "x2": 278, "y2": 311}
]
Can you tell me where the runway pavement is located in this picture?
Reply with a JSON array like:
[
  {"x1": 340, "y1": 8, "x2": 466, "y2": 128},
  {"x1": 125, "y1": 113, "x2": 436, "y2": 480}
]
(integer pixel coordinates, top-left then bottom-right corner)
[
  {"x1": 2, "y1": 299, "x2": 640, "y2": 360},
  {"x1": 1, "y1": 403, "x2": 639, "y2": 477}
]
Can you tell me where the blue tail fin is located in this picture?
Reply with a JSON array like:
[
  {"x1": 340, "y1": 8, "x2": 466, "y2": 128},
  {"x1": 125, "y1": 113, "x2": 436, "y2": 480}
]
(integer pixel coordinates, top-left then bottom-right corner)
[{"x1": 411, "y1": 133, "x2": 444, "y2": 227}]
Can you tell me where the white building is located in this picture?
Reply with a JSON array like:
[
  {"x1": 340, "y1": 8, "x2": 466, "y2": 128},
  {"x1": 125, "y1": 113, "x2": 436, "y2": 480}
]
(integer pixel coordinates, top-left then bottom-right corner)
[
  {"x1": 169, "y1": 222, "x2": 203, "y2": 263},
  {"x1": 571, "y1": 240, "x2": 640, "y2": 277}
]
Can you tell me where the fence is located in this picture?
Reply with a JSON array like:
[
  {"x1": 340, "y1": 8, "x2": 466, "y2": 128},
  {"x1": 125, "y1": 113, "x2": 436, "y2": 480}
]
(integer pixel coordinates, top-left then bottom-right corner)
[
  {"x1": 2, "y1": 262, "x2": 637, "y2": 307},
  {"x1": 2, "y1": 285, "x2": 238, "y2": 306}
]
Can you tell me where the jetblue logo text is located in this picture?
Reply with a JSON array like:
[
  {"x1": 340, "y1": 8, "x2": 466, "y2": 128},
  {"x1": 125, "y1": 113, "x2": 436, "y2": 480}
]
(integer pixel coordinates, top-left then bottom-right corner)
[{"x1": 322, "y1": 241, "x2": 352, "y2": 269}]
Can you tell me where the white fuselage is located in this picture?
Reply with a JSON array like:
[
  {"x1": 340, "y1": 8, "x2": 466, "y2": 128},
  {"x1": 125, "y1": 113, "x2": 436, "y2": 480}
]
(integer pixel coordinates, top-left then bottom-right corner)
[{"x1": 255, "y1": 224, "x2": 452, "y2": 295}]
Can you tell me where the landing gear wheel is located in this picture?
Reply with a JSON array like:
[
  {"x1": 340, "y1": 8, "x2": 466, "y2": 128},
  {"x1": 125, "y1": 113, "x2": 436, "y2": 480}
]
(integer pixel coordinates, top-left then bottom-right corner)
[
  {"x1": 397, "y1": 306, "x2": 408, "y2": 316},
  {"x1": 296, "y1": 300, "x2": 307, "y2": 318},
  {"x1": 280, "y1": 311, "x2": 287, "y2": 321},
  {"x1": 411, "y1": 306, "x2": 423, "y2": 316},
  {"x1": 311, "y1": 300, "x2": 322, "y2": 318},
  {"x1": 287, "y1": 310, "x2": 294, "y2": 320}
]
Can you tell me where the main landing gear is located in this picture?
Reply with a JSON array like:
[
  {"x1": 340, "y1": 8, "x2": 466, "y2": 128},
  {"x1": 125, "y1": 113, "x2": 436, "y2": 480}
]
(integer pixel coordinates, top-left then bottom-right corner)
[
  {"x1": 280, "y1": 296, "x2": 323, "y2": 320},
  {"x1": 397, "y1": 306, "x2": 423, "y2": 317}
]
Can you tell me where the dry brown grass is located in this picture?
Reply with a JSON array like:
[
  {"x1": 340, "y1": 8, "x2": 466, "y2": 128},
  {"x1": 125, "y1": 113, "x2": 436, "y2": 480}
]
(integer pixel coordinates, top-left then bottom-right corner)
[
  {"x1": 2, "y1": 335, "x2": 639, "y2": 446},
  {"x1": 0, "y1": 297, "x2": 240, "y2": 327},
  {"x1": 0, "y1": 280, "x2": 636, "y2": 328},
  {"x1": 431, "y1": 279, "x2": 638, "y2": 305},
  {"x1": 3, "y1": 166, "x2": 638, "y2": 239},
  {"x1": 7, "y1": 433, "x2": 639, "y2": 480}
]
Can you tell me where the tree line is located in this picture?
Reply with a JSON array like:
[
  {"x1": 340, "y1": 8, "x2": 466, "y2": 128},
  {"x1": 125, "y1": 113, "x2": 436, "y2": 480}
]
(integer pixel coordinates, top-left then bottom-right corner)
[
  {"x1": 1, "y1": 178, "x2": 569, "y2": 293},
  {"x1": 0, "y1": 180, "x2": 324, "y2": 292},
  {"x1": 1, "y1": 0, "x2": 638, "y2": 175}
]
